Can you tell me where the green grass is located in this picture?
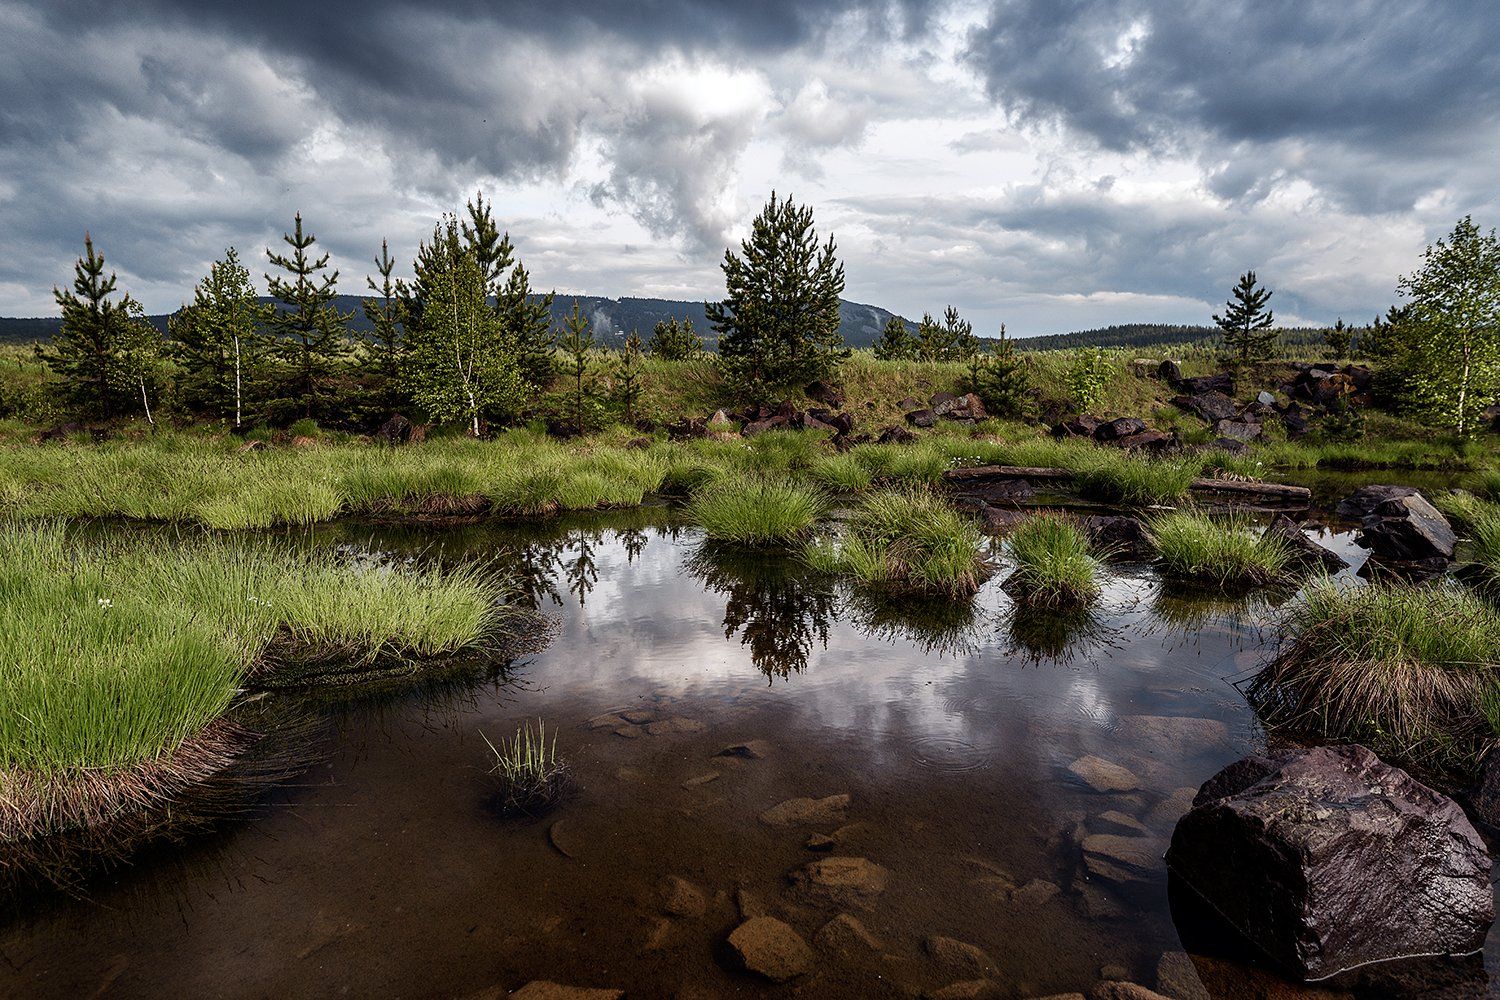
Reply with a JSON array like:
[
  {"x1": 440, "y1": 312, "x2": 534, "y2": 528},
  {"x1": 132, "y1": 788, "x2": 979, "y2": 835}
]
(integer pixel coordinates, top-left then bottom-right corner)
[
  {"x1": 1004, "y1": 513, "x2": 1103, "y2": 609},
  {"x1": 1249, "y1": 580, "x2": 1500, "y2": 768},
  {"x1": 482, "y1": 719, "x2": 569, "y2": 815},
  {"x1": 1150, "y1": 511, "x2": 1294, "y2": 586},
  {"x1": 0, "y1": 522, "x2": 519, "y2": 839},
  {"x1": 803, "y1": 488, "x2": 989, "y2": 597},
  {"x1": 686, "y1": 474, "x2": 825, "y2": 545}
]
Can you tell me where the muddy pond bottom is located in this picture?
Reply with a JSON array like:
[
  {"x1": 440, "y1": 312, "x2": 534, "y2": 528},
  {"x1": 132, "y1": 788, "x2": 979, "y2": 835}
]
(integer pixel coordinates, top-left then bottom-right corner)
[{"x1": 0, "y1": 513, "x2": 1489, "y2": 998}]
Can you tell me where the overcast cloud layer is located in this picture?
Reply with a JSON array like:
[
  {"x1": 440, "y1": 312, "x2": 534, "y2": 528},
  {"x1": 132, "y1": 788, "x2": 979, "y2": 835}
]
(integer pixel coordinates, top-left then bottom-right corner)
[{"x1": 2, "y1": 0, "x2": 1497, "y2": 335}]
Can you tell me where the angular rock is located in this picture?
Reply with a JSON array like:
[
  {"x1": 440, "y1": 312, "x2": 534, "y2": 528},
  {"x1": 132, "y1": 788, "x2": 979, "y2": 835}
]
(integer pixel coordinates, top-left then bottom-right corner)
[
  {"x1": 1255, "y1": 390, "x2": 1277, "y2": 406},
  {"x1": 1095, "y1": 417, "x2": 1148, "y2": 441},
  {"x1": 907, "y1": 408, "x2": 937, "y2": 428},
  {"x1": 509, "y1": 983, "x2": 623, "y2": 1000},
  {"x1": 1153, "y1": 952, "x2": 1209, "y2": 1000},
  {"x1": 1055, "y1": 414, "x2": 1101, "y2": 438},
  {"x1": 659, "y1": 875, "x2": 707, "y2": 918},
  {"x1": 1010, "y1": 878, "x2": 1060, "y2": 908},
  {"x1": 1082, "y1": 834, "x2": 1166, "y2": 887},
  {"x1": 1068, "y1": 755, "x2": 1142, "y2": 793},
  {"x1": 928, "y1": 982, "x2": 1010, "y2": 1000},
  {"x1": 1081, "y1": 515, "x2": 1154, "y2": 560},
  {"x1": 1263, "y1": 515, "x2": 1348, "y2": 571},
  {"x1": 897, "y1": 396, "x2": 923, "y2": 412},
  {"x1": 877, "y1": 424, "x2": 918, "y2": 444},
  {"x1": 1089, "y1": 985, "x2": 1172, "y2": 1000},
  {"x1": 926, "y1": 935, "x2": 997, "y2": 976},
  {"x1": 1093, "y1": 810, "x2": 1150, "y2": 838},
  {"x1": 759, "y1": 793, "x2": 851, "y2": 827},
  {"x1": 742, "y1": 416, "x2": 789, "y2": 436},
  {"x1": 716, "y1": 740, "x2": 770, "y2": 760},
  {"x1": 788, "y1": 856, "x2": 890, "y2": 909},
  {"x1": 1108, "y1": 429, "x2": 1174, "y2": 452},
  {"x1": 1158, "y1": 360, "x2": 1184, "y2": 383},
  {"x1": 1212, "y1": 418, "x2": 1261, "y2": 442},
  {"x1": 727, "y1": 917, "x2": 814, "y2": 982},
  {"x1": 930, "y1": 391, "x2": 960, "y2": 413},
  {"x1": 1176, "y1": 373, "x2": 1235, "y2": 395},
  {"x1": 1335, "y1": 484, "x2": 1419, "y2": 520},
  {"x1": 1207, "y1": 436, "x2": 1249, "y2": 455},
  {"x1": 814, "y1": 913, "x2": 882, "y2": 954},
  {"x1": 377, "y1": 413, "x2": 414, "y2": 445},
  {"x1": 1166, "y1": 745, "x2": 1494, "y2": 980},
  {"x1": 980, "y1": 506, "x2": 1028, "y2": 536},
  {"x1": 1360, "y1": 493, "x2": 1456, "y2": 561},
  {"x1": 1180, "y1": 391, "x2": 1239, "y2": 423}
]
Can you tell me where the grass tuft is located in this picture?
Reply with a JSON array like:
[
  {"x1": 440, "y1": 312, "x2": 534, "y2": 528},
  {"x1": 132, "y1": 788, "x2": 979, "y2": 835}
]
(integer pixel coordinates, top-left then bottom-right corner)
[
  {"x1": 1004, "y1": 513, "x2": 1103, "y2": 609},
  {"x1": 686, "y1": 475, "x2": 825, "y2": 545},
  {"x1": 482, "y1": 719, "x2": 569, "y2": 815},
  {"x1": 804, "y1": 488, "x2": 989, "y2": 597},
  {"x1": 1150, "y1": 511, "x2": 1292, "y2": 586}
]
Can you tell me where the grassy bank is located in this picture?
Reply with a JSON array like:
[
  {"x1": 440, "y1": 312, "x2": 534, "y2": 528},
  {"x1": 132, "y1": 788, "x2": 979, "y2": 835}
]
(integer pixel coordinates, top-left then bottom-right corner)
[{"x1": 0, "y1": 523, "x2": 519, "y2": 842}]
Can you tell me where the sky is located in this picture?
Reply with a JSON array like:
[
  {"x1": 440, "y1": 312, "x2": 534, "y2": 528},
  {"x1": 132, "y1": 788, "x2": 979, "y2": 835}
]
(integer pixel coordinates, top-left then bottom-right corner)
[{"x1": 2, "y1": 0, "x2": 1498, "y2": 336}]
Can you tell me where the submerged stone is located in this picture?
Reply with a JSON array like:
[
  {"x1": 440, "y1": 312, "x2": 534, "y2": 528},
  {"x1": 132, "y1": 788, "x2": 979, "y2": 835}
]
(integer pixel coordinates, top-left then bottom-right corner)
[
  {"x1": 1068, "y1": 755, "x2": 1142, "y2": 793},
  {"x1": 727, "y1": 916, "x2": 814, "y2": 982},
  {"x1": 758, "y1": 793, "x2": 851, "y2": 827},
  {"x1": 1166, "y1": 745, "x2": 1494, "y2": 980},
  {"x1": 788, "y1": 856, "x2": 890, "y2": 909},
  {"x1": 925, "y1": 934, "x2": 997, "y2": 976},
  {"x1": 509, "y1": 983, "x2": 623, "y2": 1000},
  {"x1": 1081, "y1": 834, "x2": 1166, "y2": 888},
  {"x1": 814, "y1": 912, "x2": 883, "y2": 954}
]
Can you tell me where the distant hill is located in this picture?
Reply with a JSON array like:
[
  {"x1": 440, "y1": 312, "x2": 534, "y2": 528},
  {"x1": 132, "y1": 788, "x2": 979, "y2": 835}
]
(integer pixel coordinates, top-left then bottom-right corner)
[
  {"x1": 0, "y1": 294, "x2": 904, "y2": 349},
  {"x1": 1020, "y1": 322, "x2": 1333, "y2": 353}
]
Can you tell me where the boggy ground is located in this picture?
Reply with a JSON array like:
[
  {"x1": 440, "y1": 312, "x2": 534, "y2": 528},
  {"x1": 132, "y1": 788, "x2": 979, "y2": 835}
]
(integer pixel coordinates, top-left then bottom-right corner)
[{"x1": 3, "y1": 513, "x2": 1488, "y2": 999}]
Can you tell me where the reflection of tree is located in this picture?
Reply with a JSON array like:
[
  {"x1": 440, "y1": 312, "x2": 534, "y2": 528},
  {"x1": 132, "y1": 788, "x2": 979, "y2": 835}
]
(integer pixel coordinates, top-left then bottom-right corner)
[
  {"x1": 686, "y1": 542, "x2": 836, "y2": 680},
  {"x1": 1149, "y1": 581, "x2": 1290, "y2": 637},
  {"x1": 845, "y1": 588, "x2": 985, "y2": 657},
  {"x1": 617, "y1": 527, "x2": 649, "y2": 564},
  {"x1": 563, "y1": 531, "x2": 599, "y2": 606},
  {"x1": 1001, "y1": 603, "x2": 1120, "y2": 667},
  {"x1": 505, "y1": 540, "x2": 565, "y2": 611}
]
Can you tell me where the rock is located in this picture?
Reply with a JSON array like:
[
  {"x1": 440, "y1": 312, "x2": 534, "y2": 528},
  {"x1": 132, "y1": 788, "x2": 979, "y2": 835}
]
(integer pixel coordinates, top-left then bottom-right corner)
[
  {"x1": 1131, "y1": 359, "x2": 1159, "y2": 379},
  {"x1": 1263, "y1": 515, "x2": 1349, "y2": 571},
  {"x1": 1093, "y1": 811, "x2": 1150, "y2": 837},
  {"x1": 953, "y1": 392, "x2": 988, "y2": 420},
  {"x1": 1108, "y1": 429, "x2": 1174, "y2": 452},
  {"x1": 1113, "y1": 715, "x2": 1230, "y2": 755},
  {"x1": 1081, "y1": 515, "x2": 1154, "y2": 560},
  {"x1": 666, "y1": 416, "x2": 709, "y2": 440},
  {"x1": 1028, "y1": 995, "x2": 1087, "y2": 1000},
  {"x1": 1255, "y1": 391, "x2": 1277, "y2": 406},
  {"x1": 1095, "y1": 417, "x2": 1148, "y2": 441},
  {"x1": 1360, "y1": 493, "x2": 1456, "y2": 561},
  {"x1": 727, "y1": 917, "x2": 814, "y2": 982},
  {"x1": 1281, "y1": 411, "x2": 1311, "y2": 438},
  {"x1": 1154, "y1": 952, "x2": 1209, "y2": 1000},
  {"x1": 930, "y1": 391, "x2": 960, "y2": 413},
  {"x1": 548, "y1": 820, "x2": 580, "y2": 859},
  {"x1": 584, "y1": 712, "x2": 629, "y2": 730},
  {"x1": 759, "y1": 793, "x2": 851, "y2": 827},
  {"x1": 925, "y1": 935, "x2": 997, "y2": 976},
  {"x1": 1055, "y1": 414, "x2": 1101, "y2": 438},
  {"x1": 1068, "y1": 755, "x2": 1142, "y2": 793},
  {"x1": 1076, "y1": 883, "x2": 1129, "y2": 921},
  {"x1": 907, "y1": 408, "x2": 937, "y2": 428},
  {"x1": 509, "y1": 983, "x2": 623, "y2": 1000},
  {"x1": 1089, "y1": 985, "x2": 1172, "y2": 1000},
  {"x1": 682, "y1": 772, "x2": 720, "y2": 788},
  {"x1": 806, "y1": 380, "x2": 845, "y2": 408},
  {"x1": 1335, "y1": 484, "x2": 1420, "y2": 520},
  {"x1": 1010, "y1": 878, "x2": 1060, "y2": 908},
  {"x1": 735, "y1": 887, "x2": 770, "y2": 920},
  {"x1": 788, "y1": 856, "x2": 890, "y2": 909},
  {"x1": 1081, "y1": 834, "x2": 1166, "y2": 888},
  {"x1": 377, "y1": 413, "x2": 414, "y2": 444},
  {"x1": 716, "y1": 740, "x2": 770, "y2": 760},
  {"x1": 743, "y1": 416, "x2": 789, "y2": 436},
  {"x1": 877, "y1": 424, "x2": 918, "y2": 444},
  {"x1": 928, "y1": 982, "x2": 1010, "y2": 1000},
  {"x1": 1156, "y1": 360, "x2": 1184, "y2": 384},
  {"x1": 619, "y1": 708, "x2": 657, "y2": 724},
  {"x1": 1166, "y1": 745, "x2": 1494, "y2": 980},
  {"x1": 897, "y1": 396, "x2": 923, "y2": 412},
  {"x1": 1142, "y1": 788, "x2": 1198, "y2": 833},
  {"x1": 814, "y1": 913, "x2": 882, "y2": 953},
  {"x1": 1465, "y1": 751, "x2": 1500, "y2": 831},
  {"x1": 645, "y1": 716, "x2": 705, "y2": 735},
  {"x1": 1212, "y1": 418, "x2": 1261, "y2": 442},
  {"x1": 1099, "y1": 966, "x2": 1130, "y2": 981},
  {"x1": 1176, "y1": 373, "x2": 1235, "y2": 395},
  {"x1": 979, "y1": 506, "x2": 1028, "y2": 536},
  {"x1": 805, "y1": 833, "x2": 836, "y2": 851},
  {"x1": 1207, "y1": 436, "x2": 1249, "y2": 454},
  {"x1": 659, "y1": 875, "x2": 707, "y2": 918},
  {"x1": 612, "y1": 725, "x2": 644, "y2": 739},
  {"x1": 1179, "y1": 391, "x2": 1239, "y2": 423}
]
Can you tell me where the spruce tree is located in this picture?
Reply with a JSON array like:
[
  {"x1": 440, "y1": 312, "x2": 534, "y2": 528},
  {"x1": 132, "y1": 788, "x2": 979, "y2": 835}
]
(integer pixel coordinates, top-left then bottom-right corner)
[
  {"x1": 38, "y1": 233, "x2": 155, "y2": 419},
  {"x1": 171, "y1": 247, "x2": 264, "y2": 425},
  {"x1": 872, "y1": 315, "x2": 914, "y2": 360},
  {"x1": 708, "y1": 191, "x2": 848, "y2": 402},
  {"x1": 966, "y1": 323, "x2": 1030, "y2": 417},
  {"x1": 264, "y1": 213, "x2": 352, "y2": 422},
  {"x1": 1324, "y1": 317, "x2": 1351, "y2": 358},
  {"x1": 614, "y1": 330, "x2": 644, "y2": 425},
  {"x1": 361, "y1": 239, "x2": 407, "y2": 414},
  {"x1": 559, "y1": 302, "x2": 600, "y2": 436},
  {"x1": 1214, "y1": 270, "x2": 1278, "y2": 366},
  {"x1": 648, "y1": 316, "x2": 704, "y2": 359}
]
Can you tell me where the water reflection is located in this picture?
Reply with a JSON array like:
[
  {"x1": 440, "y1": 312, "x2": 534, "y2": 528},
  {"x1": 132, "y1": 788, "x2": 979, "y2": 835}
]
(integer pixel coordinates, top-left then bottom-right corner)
[
  {"x1": 844, "y1": 588, "x2": 986, "y2": 657},
  {"x1": 1000, "y1": 602, "x2": 1122, "y2": 667}
]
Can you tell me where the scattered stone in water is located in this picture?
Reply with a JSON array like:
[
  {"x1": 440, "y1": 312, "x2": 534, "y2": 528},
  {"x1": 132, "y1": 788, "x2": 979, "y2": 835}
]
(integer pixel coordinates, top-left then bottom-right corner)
[
  {"x1": 1081, "y1": 834, "x2": 1166, "y2": 887},
  {"x1": 1167, "y1": 745, "x2": 1494, "y2": 981},
  {"x1": 1075, "y1": 883, "x2": 1129, "y2": 921},
  {"x1": 1068, "y1": 755, "x2": 1142, "y2": 793},
  {"x1": 1026, "y1": 995, "x2": 1086, "y2": 1000},
  {"x1": 509, "y1": 983, "x2": 624, "y2": 1000},
  {"x1": 716, "y1": 740, "x2": 770, "y2": 760},
  {"x1": 1142, "y1": 788, "x2": 1197, "y2": 833},
  {"x1": 1088, "y1": 984, "x2": 1172, "y2": 1000},
  {"x1": 639, "y1": 917, "x2": 678, "y2": 954},
  {"x1": 814, "y1": 913, "x2": 883, "y2": 954},
  {"x1": 925, "y1": 935, "x2": 998, "y2": 977},
  {"x1": 727, "y1": 916, "x2": 815, "y2": 982},
  {"x1": 735, "y1": 887, "x2": 769, "y2": 920},
  {"x1": 805, "y1": 833, "x2": 836, "y2": 851},
  {"x1": 681, "y1": 772, "x2": 720, "y2": 788},
  {"x1": 646, "y1": 716, "x2": 705, "y2": 736},
  {"x1": 612, "y1": 726, "x2": 644, "y2": 739},
  {"x1": 1010, "y1": 878, "x2": 1060, "y2": 908},
  {"x1": 659, "y1": 875, "x2": 707, "y2": 919},
  {"x1": 758, "y1": 793, "x2": 851, "y2": 827},
  {"x1": 1113, "y1": 716, "x2": 1230, "y2": 756},
  {"x1": 1092, "y1": 811, "x2": 1150, "y2": 838},
  {"x1": 927, "y1": 981, "x2": 1009, "y2": 1000},
  {"x1": 548, "y1": 819, "x2": 580, "y2": 859},
  {"x1": 1098, "y1": 964, "x2": 1130, "y2": 981},
  {"x1": 584, "y1": 712, "x2": 629, "y2": 731},
  {"x1": 789, "y1": 856, "x2": 890, "y2": 910},
  {"x1": 619, "y1": 708, "x2": 658, "y2": 725}
]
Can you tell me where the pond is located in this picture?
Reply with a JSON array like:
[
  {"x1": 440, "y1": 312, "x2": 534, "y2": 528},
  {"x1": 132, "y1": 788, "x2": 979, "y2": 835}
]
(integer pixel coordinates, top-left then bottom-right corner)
[{"x1": 0, "y1": 510, "x2": 1490, "y2": 997}]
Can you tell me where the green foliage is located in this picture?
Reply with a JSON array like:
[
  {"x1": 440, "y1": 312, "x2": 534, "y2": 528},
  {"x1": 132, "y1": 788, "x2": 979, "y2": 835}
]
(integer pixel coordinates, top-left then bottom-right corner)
[
  {"x1": 482, "y1": 719, "x2": 568, "y2": 815},
  {"x1": 687, "y1": 474, "x2": 824, "y2": 546},
  {"x1": 464, "y1": 193, "x2": 557, "y2": 393},
  {"x1": 360, "y1": 238, "x2": 408, "y2": 415},
  {"x1": 402, "y1": 216, "x2": 527, "y2": 436},
  {"x1": 170, "y1": 247, "x2": 266, "y2": 426},
  {"x1": 1214, "y1": 270, "x2": 1278, "y2": 366},
  {"x1": 1150, "y1": 511, "x2": 1292, "y2": 586},
  {"x1": 647, "y1": 316, "x2": 703, "y2": 360},
  {"x1": 1063, "y1": 348, "x2": 1113, "y2": 412},
  {"x1": 872, "y1": 315, "x2": 915, "y2": 360},
  {"x1": 1324, "y1": 317, "x2": 1352, "y2": 357},
  {"x1": 709, "y1": 191, "x2": 849, "y2": 402},
  {"x1": 614, "y1": 331, "x2": 645, "y2": 424},
  {"x1": 1004, "y1": 513, "x2": 1101, "y2": 609},
  {"x1": 1394, "y1": 216, "x2": 1500, "y2": 437},
  {"x1": 558, "y1": 302, "x2": 603, "y2": 436},
  {"x1": 915, "y1": 306, "x2": 978, "y2": 362},
  {"x1": 37, "y1": 234, "x2": 165, "y2": 421},
  {"x1": 264, "y1": 213, "x2": 353, "y2": 422},
  {"x1": 965, "y1": 323, "x2": 1031, "y2": 417},
  {"x1": 804, "y1": 488, "x2": 988, "y2": 597}
]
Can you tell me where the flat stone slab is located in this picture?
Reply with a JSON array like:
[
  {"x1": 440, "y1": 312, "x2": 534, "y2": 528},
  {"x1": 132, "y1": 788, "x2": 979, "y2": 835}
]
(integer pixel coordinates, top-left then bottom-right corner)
[
  {"x1": 759, "y1": 793, "x2": 851, "y2": 827},
  {"x1": 1068, "y1": 755, "x2": 1142, "y2": 793},
  {"x1": 789, "y1": 856, "x2": 890, "y2": 910}
]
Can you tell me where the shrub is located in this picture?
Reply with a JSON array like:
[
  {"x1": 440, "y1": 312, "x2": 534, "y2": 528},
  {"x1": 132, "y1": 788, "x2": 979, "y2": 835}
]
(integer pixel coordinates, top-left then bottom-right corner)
[
  {"x1": 1150, "y1": 511, "x2": 1292, "y2": 586},
  {"x1": 1004, "y1": 513, "x2": 1102, "y2": 608}
]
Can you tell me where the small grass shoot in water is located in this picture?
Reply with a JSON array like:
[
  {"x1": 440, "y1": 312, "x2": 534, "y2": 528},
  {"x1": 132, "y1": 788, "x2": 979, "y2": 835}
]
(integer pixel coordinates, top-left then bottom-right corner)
[{"x1": 483, "y1": 719, "x2": 569, "y2": 815}]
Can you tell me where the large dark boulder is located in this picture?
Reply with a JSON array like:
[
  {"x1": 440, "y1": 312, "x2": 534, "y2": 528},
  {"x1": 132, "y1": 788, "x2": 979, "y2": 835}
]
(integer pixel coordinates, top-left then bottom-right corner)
[
  {"x1": 1158, "y1": 359, "x2": 1184, "y2": 383},
  {"x1": 1166, "y1": 745, "x2": 1493, "y2": 981},
  {"x1": 377, "y1": 413, "x2": 414, "y2": 445},
  {"x1": 905, "y1": 408, "x2": 937, "y2": 429},
  {"x1": 1212, "y1": 418, "x2": 1261, "y2": 442},
  {"x1": 876, "y1": 425, "x2": 917, "y2": 444},
  {"x1": 1178, "y1": 390, "x2": 1239, "y2": 423},
  {"x1": 1081, "y1": 514, "x2": 1154, "y2": 560},
  {"x1": 1336, "y1": 484, "x2": 1420, "y2": 520},
  {"x1": 1176, "y1": 373, "x2": 1235, "y2": 396},
  {"x1": 1095, "y1": 416, "x2": 1148, "y2": 441},
  {"x1": 1107, "y1": 429, "x2": 1174, "y2": 452},
  {"x1": 1054, "y1": 414, "x2": 1101, "y2": 438},
  {"x1": 1360, "y1": 493, "x2": 1456, "y2": 562}
]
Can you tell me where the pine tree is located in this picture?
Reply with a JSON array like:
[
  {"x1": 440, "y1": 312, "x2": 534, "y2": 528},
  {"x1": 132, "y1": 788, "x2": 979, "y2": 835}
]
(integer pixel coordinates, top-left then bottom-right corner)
[
  {"x1": 1214, "y1": 270, "x2": 1278, "y2": 366},
  {"x1": 1324, "y1": 317, "x2": 1351, "y2": 358},
  {"x1": 361, "y1": 239, "x2": 407, "y2": 414},
  {"x1": 708, "y1": 191, "x2": 848, "y2": 402},
  {"x1": 966, "y1": 323, "x2": 1030, "y2": 417},
  {"x1": 171, "y1": 247, "x2": 264, "y2": 425},
  {"x1": 872, "y1": 316, "x2": 915, "y2": 360},
  {"x1": 648, "y1": 316, "x2": 704, "y2": 359},
  {"x1": 614, "y1": 330, "x2": 644, "y2": 425},
  {"x1": 1396, "y1": 215, "x2": 1500, "y2": 437},
  {"x1": 37, "y1": 233, "x2": 156, "y2": 419},
  {"x1": 913, "y1": 306, "x2": 975, "y2": 362},
  {"x1": 401, "y1": 216, "x2": 525, "y2": 436},
  {"x1": 264, "y1": 213, "x2": 352, "y2": 422},
  {"x1": 558, "y1": 302, "x2": 600, "y2": 436}
]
